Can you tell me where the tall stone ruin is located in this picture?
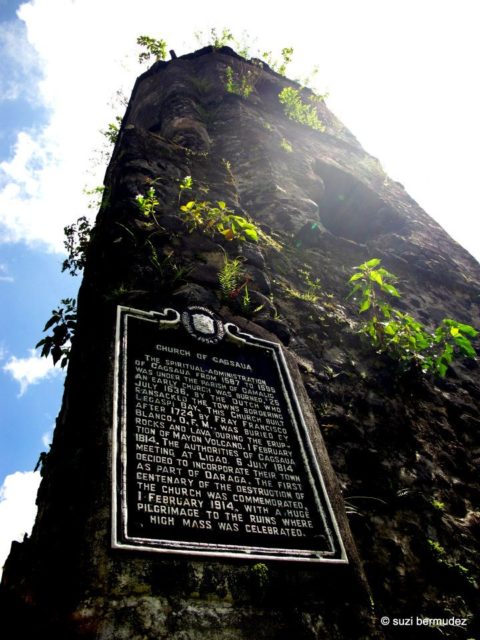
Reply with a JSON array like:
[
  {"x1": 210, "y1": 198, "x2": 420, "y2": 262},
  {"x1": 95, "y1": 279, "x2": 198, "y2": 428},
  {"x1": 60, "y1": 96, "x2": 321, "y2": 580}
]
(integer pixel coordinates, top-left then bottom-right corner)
[{"x1": 1, "y1": 46, "x2": 479, "y2": 639}]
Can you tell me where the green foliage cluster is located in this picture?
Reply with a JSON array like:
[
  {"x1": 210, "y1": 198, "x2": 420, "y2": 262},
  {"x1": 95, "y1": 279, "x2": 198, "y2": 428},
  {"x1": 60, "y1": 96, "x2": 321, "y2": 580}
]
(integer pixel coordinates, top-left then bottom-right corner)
[
  {"x1": 224, "y1": 63, "x2": 261, "y2": 98},
  {"x1": 296, "y1": 65, "x2": 320, "y2": 90},
  {"x1": 279, "y1": 138, "x2": 293, "y2": 153},
  {"x1": 218, "y1": 256, "x2": 242, "y2": 297},
  {"x1": 194, "y1": 27, "x2": 234, "y2": 49},
  {"x1": 180, "y1": 198, "x2": 258, "y2": 242},
  {"x1": 178, "y1": 176, "x2": 257, "y2": 242},
  {"x1": 39, "y1": 186, "x2": 102, "y2": 364},
  {"x1": 251, "y1": 562, "x2": 269, "y2": 590},
  {"x1": 134, "y1": 177, "x2": 259, "y2": 243},
  {"x1": 135, "y1": 186, "x2": 160, "y2": 221},
  {"x1": 348, "y1": 258, "x2": 478, "y2": 377},
  {"x1": 195, "y1": 26, "x2": 292, "y2": 71},
  {"x1": 198, "y1": 28, "x2": 294, "y2": 78},
  {"x1": 136, "y1": 30, "x2": 328, "y2": 118},
  {"x1": 62, "y1": 215, "x2": 93, "y2": 276},
  {"x1": 427, "y1": 539, "x2": 475, "y2": 586},
  {"x1": 261, "y1": 47, "x2": 293, "y2": 76},
  {"x1": 61, "y1": 185, "x2": 104, "y2": 277},
  {"x1": 283, "y1": 267, "x2": 321, "y2": 303},
  {"x1": 84, "y1": 185, "x2": 105, "y2": 210},
  {"x1": 36, "y1": 298, "x2": 77, "y2": 368},
  {"x1": 278, "y1": 87, "x2": 326, "y2": 132},
  {"x1": 178, "y1": 175, "x2": 193, "y2": 204},
  {"x1": 298, "y1": 268, "x2": 321, "y2": 301},
  {"x1": 431, "y1": 499, "x2": 446, "y2": 511},
  {"x1": 210, "y1": 27, "x2": 234, "y2": 49},
  {"x1": 147, "y1": 244, "x2": 191, "y2": 287},
  {"x1": 222, "y1": 158, "x2": 236, "y2": 186},
  {"x1": 101, "y1": 115, "x2": 122, "y2": 145},
  {"x1": 218, "y1": 256, "x2": 261, "y2": 314},
  {"x1": 137, "y1": 35, "x2": 167, "y2": 63}
]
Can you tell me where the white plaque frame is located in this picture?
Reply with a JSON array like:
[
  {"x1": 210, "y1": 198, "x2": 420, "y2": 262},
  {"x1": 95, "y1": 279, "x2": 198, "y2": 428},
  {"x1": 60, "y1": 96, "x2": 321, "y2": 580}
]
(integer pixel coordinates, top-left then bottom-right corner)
[{"x1": 112, "y1": 305, "x2": 348, "y2": 563}]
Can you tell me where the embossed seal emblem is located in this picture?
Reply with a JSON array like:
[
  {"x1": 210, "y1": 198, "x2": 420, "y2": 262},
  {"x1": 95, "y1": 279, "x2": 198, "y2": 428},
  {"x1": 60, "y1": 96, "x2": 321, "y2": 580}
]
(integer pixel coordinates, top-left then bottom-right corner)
[{"x1": 181, "y1": 306, "x2": 225, "y2": 344}]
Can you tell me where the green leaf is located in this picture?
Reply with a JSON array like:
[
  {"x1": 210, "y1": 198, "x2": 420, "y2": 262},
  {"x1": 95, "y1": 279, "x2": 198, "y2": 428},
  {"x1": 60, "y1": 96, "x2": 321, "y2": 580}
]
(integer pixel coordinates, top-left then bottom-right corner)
[
  {"x1": 369, "y1": 270, "x2": 383, "y2": 285},
  {"x1": 384, "y1": 323, "x2": 396, "y2": 336},
  {"x1": 377, "y1": 268, "x2": 396, "y2": 279},
  {"x1": 362, "y1": 258, "x2": 381, "y2": 269},
  {"x1": 244, "y1": 228, "x2": 258, "y2": 241},
  {"x1": 453, "y1": 335, "x2": 476, "y2": 357},
  {"x1": 234, "y1": 215, "x2": 252, "y2": 227},
  {"x1": 415, "y1": 334, "x2": 431, "y2": 350},
  {"x1": 460, "y1": 325, "x2": 478, "y2": 337},
  {"x1": 379, "y1": 302, "x2": 392, "y2": 318},
  {"x1": 51, "y1": 348, "x2": 61, "y2": 366},
  {"x1": 43, "y1": 316, "x2": 58, "y2": 331},
  {"x1": 443, "y1": 343, "x2": 454, "y2": 359},
  {"x1": 349, "y1": 272, "x2": 364, "y2": 283},
  {"x1": 359, "y1": 298, "x2": 371, "y2": 313},
  {"x1": 450, "y1": 321, "x2": 478, "y2": 337},
  {"x1": 382, "y1": 283, "x2": 400, "y2": 297},
  {"x1": 436, "y1": 361, "x2": 448, "y2": 377}
]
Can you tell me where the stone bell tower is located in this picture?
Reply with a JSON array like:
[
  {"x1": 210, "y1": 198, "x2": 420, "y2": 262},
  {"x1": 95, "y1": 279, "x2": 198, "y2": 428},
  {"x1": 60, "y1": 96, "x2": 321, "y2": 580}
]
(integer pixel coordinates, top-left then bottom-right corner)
[{"x1": 2, "y1": 46, "x2": 479, "y2": 639}]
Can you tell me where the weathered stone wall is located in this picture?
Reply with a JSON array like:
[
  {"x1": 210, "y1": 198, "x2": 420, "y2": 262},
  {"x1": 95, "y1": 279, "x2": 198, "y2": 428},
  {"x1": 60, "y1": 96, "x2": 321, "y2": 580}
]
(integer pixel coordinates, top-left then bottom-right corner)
[{"x1": 1, "y1": 46, "x2": 479, "y2": 639}]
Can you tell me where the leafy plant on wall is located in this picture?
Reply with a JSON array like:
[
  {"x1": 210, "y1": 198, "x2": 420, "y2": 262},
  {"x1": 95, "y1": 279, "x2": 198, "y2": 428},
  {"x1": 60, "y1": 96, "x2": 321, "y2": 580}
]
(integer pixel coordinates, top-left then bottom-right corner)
[
  {"x1": 348, "y1": 258, "x2": 478, "y2": 377},
  {"x1": 134, "y1": 176, "x2": 259, "y2": 244},
  {"x1": 278, "y1": 86, "x2": 326, "y2": 131},
  {"x1": 137, "y1": 35, "x2": 167, "y2": 63},
  {"x1": 36, "y1": 298, "x2": 77, "y2": 368}
]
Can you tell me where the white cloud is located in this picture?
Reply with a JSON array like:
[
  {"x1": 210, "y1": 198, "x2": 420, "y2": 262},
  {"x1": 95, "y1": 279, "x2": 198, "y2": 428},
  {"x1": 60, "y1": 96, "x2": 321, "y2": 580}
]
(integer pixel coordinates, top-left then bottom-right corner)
[
  {"x1": 0, "y1": 19, "x2": 42, "y2": 103},
  {"x1": 3, "y1": 349, "x2": 62, "y2": 396},
  {"x1": 0, "y1": 471, "x2": 40, "y2": 573},
  {"x1": 0, "y1": 128, "x2": 75, "y2": 249},
  {"x1": 0, "y1": 263, "x2": 13, "y2": 282},
  {"x1": 0, "y1": 1, "x2": 144, "y2": 251},
  {"x1": 41, "y1": 429, "x2": 52, "y2": 448}
]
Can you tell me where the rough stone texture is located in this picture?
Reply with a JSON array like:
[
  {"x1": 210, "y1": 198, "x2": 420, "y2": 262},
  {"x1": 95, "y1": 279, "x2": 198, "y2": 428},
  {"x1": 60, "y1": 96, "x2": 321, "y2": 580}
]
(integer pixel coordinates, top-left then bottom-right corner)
[{"x1": 2, "y1": 46, "x2": 480, "y2": 639}]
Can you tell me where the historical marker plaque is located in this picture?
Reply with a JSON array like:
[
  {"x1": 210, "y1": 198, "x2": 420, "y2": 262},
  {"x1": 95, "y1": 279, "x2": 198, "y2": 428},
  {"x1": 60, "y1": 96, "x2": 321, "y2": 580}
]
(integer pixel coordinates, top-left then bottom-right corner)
[{"x1": 112, "y1": 306, "x2": 347, "y2": 562}]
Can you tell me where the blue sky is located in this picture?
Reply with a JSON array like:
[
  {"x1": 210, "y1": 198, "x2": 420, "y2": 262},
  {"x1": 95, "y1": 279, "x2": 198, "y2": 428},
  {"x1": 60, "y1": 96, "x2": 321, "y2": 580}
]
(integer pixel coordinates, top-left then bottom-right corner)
[
  {"x1": 1, "y1": 0, "x2": 479, "y2": 569},
  {"x1": 0, "y1": 243, "x2": 78, "y2": 474}
]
